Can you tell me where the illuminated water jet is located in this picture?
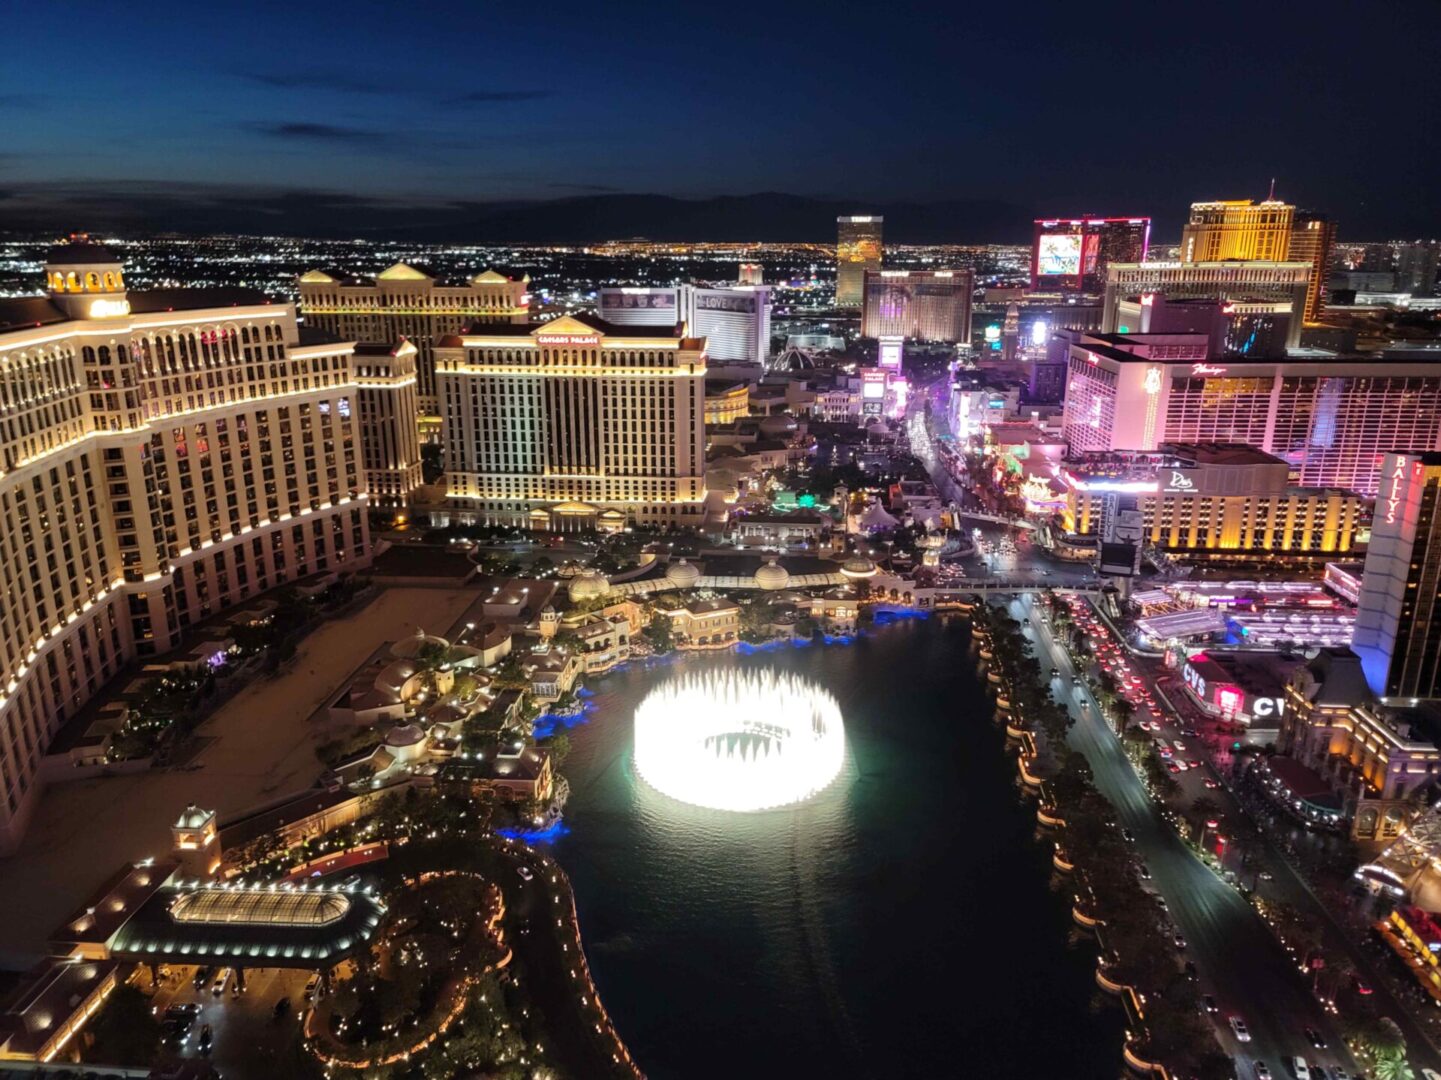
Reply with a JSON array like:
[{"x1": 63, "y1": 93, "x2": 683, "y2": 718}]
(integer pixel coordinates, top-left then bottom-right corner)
[{"x1": 633, "y1": 669, "x2": 846, "y2": 812}]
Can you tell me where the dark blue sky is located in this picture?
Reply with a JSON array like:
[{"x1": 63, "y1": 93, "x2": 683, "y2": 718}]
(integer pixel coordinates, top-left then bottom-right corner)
[{"x1": 3, "y1": 0, "x2": 1438, "y2": 237}]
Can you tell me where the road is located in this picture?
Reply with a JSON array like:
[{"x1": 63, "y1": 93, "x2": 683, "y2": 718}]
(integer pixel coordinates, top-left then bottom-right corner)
[
  {"x1": 1014, "y1": 593, "x2": 1367, "y2": 1079},
  {"x1": 144, "y1": 963, "x2": 312, "y2": 1076}
]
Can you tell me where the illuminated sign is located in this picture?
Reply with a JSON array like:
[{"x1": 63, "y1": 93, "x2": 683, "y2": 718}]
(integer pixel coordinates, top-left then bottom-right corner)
[
  {"x1": 862, "y1": 371, "x2": 886, "y2": 400},
  {"x1": 1252, "y1": 697, "x2": 1287, "y2": 720},
  {"x1": 695, "y1": 292, "x2": 756, "y2": 314},
  {"x1": 1183, "y1": 662, "x2": 1207, "y2": 700},
  {"x1": 86, "y1": 298, "x2": 130, "y2": 318},
  {"x1": 1192, "y1": 363, "x2": 1227, "y2": 376},
  {"x1": 537, "y1": 334, "x2": 601, "y2": 346},
  {"x1": 1031, "y1": 320, "x2": 1049, "y2": 347},
  {"x1": 600, "y1": 290, "x2": 676, "y2": 311},
  {"x1": 1164, "y1": 469, "x2": 1195, "y2": 492},
  {"x1": 1217, "y1": 686, "x2": 1244, "y2": 719},
  {"x1": 1144, "y1": 367, "x2": 1162, "y2": 395},
  {"x1": 1383, "y1": 454, "x2": 1421, "y2": 526},
  {"x1": 878, "y1": 337, "x2": 903, "y2": 370},
  {"x1": 1036, "y1": 234, "x2": 1083, "y2": 277},
  {"x1": 984, "y1": 324, "x2": 1001, "y2": 343}
]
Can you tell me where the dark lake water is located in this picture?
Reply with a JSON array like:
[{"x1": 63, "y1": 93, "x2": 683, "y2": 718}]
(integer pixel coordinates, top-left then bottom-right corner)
[{"x1": 550, "y1": 618, "x2": 1123, "y2": 1079}]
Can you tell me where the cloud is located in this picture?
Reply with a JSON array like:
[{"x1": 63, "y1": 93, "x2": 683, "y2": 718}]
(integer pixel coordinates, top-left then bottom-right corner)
[
  {"x1": 235, "y1": 72, "x2": 396, "y2": 95},
  {"x1": 447, "y1": 90, "x2": 553, "y2": 104},
  {"x1": 242, "y1": 122, "x2": 383, "y2": 143},
  {"x1": 546, "y1": 181, "x2": 621, "y2": 193}
]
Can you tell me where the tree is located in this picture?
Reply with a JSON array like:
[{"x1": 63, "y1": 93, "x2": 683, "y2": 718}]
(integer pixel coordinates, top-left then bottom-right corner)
[
  {"x1": 546, "y1": 731, "x2": 572, "y2": 767},
  {"x1": 84, "y1": 984, "x2": 161, "y2": 1067},
  {"x1": 1374, "y1": 1054, "x2": 1416, "y2": 1080},
  {"x1": 645, "y1": 618, "x2": 675, "y2": 654},
  {"x1": 1189, "y1": 796, "x2": 1222, "y2": 827}
]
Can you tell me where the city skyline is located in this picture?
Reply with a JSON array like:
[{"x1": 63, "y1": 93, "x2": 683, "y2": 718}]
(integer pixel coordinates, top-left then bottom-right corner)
[{"x1": 2, "y1": 0, "x2": 1440, "y2": 239}]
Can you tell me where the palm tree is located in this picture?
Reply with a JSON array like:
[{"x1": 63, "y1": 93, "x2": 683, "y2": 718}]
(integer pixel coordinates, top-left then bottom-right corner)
[
  {"x1": 1190, "y1": 795, "x2": 1223, "y2": 824},
  {"x1": 1373, "y1": 1052, "x2": 1415, "y2": 1080}
]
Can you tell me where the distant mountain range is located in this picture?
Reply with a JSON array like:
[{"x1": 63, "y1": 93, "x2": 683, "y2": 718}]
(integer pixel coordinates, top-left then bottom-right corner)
[{"x1": 0, "y1": 185, "x2": 1039, "y2": 244}]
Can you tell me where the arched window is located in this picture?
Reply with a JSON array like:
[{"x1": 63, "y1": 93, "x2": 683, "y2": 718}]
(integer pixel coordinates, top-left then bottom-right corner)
[
  {"x1": 85, "y1": 272, "x2": 100, "y2": 289},
  {"x1": 66, "y1": 272, "x2": 80, "y2": 292},
  {"x1": 103, "y1": 273, "x2": 116, "y2": 289}
]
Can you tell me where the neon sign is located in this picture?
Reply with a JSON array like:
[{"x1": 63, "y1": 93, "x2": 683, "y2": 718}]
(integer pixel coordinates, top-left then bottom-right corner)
[
  {"x1": 1192, "y1": 363, "x2": 1227, "y2": 376},
  {"x1": 1384, "y1": 455, "x2": 1416, "y2": 526},
  {"x1": 1165, "y1": 470, "x2": 1195, "y2": 491},
  {"x1": 537, "y1": 334, "x2": 600, "y2": 346},
  {"x1": 1144, "y1": 367, "x2": 1162, "y2": 395}
]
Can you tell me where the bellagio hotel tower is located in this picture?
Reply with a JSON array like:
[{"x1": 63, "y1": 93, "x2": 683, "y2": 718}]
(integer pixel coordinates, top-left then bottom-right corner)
[{"x1": 0, "y1": 237, "x2": 371, "y2": 850}]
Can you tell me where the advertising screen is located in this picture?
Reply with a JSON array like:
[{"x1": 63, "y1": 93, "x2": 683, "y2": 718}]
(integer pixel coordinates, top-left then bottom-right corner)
[
  {"x1": 862, "y1": 372, "x2": 886, "y2": 400},
  {"x1": 878, "y1": 338, "x2": 903, "y2": 370},
  {"x1": 1036, "y1": 234, "x2": 1083, "y2": 277}
]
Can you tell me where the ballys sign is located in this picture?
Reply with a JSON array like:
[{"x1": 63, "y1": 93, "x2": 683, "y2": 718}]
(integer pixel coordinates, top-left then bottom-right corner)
[{"x1": 1383, "y1": 455, "x2": 1423, "y2": 526}]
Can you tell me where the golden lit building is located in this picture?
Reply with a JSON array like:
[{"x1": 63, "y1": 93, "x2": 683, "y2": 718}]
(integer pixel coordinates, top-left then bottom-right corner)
[
  {"x1": 1289, "y1": 211, "x2": 1337, "y2": 323},
  {"x1": 1181, "y1": 199, "x2": 1295, "y2": 262},
  {"x1": 1062, "y1": 443, "x2": 1365, "y2": 561},
  {"x1": 1280, "y1": 648, "x2": 1441, "y2": 839},
  {"x1": 298, "y1": 263, "x2": 529, "y2": 418},
  {"x1": 704, "y1": 379, "x2": 749, "y2": 424},
  {"x1": 434, "y1": 313, "x2": 708, "y2": 532},
  {"x1": 0, "y1": 237, "x2": 370, "y2": 852},
  {"x1": 836, "y1": 216, "x2": 883, "y2": 307},
  {"x1": 353, "y1": 340, "x2": 423, "y2": 507}
]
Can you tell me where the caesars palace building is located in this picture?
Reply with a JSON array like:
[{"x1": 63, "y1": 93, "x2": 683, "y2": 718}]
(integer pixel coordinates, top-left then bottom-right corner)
[
  {"x1": 0, "y1": 238, "x2": 371, "y2": 850},
  {"x1": 433, "y1": 313, "x2": 710, "y2": 532}
]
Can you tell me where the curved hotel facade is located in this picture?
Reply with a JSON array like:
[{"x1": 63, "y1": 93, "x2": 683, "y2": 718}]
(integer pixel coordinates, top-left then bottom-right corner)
[{"x1": 0, "y1": 239, "x2": 371, "y2": 851}]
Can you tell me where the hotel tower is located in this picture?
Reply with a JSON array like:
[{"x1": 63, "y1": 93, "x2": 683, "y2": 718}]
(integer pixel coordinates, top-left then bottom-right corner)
[{"x1": 0, "y1": 237, "x2": 371, "y2": 850}]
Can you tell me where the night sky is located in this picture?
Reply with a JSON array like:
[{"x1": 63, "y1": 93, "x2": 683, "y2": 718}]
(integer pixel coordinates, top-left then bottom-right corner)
[{"x1": 2, "y1": 0, "x2": 1438, "y2": 239}]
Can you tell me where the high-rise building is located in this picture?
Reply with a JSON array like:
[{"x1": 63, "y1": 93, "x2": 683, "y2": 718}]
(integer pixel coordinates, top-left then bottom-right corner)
[
  {"x1": 0, "y1": 238, "x2": 371, "y2": 851},
  {"x1": 1289, "y1": 211, "x2": 1337, "y2": 322},
  {"x1": 1030, "y1": 217, "x2": 1150, "y2": 293},
  {"x1": 1181, "y1": 199, "x2": 1295, "y2": 262},
  {"x1": 598, "y1": 285, "x2": 772, "y2": 364},
  {"x1": 1058, "y1": 330, "x2": 1441, "y2": 494},
  {"x1": 1353, "y1": 452, "x2": 1441, "y2": 702},
  {"x1": 435, "y1": 313, "x2": 708, "y2": 531},
  {"x1": 1395, "y1": 241, "x2": 1440, "y2": 298},
  {"x1": 860, "y1": 269, "x2": 974, "y2": 343},
  {"x1": 353, "y1": 340, "x2": 424, "y2": 507},
  {"x1": 298, "y1": 263, "x2": 530, "y2": 417},
  {"x1": 1102, "y1": 260, "x2": 1313, "y2": 349},
  {"x1": 836, "y1": 216, "x2": 883, "y2": 307},
  {"x1": 738, "y1": 262, "x2": 764, "y2": 286},
  {"x1": 684, "y1": 286, "x2": 772, "y2": 365}
]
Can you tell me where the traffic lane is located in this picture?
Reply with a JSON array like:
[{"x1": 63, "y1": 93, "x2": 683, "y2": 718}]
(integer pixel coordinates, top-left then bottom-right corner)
[
  {"x1": 1016, "y1": 596, "x2": 1358, "y2": 1074},
  {"x1": 1140, "y1": 676, "x2": 1441, "y2": 1068}
]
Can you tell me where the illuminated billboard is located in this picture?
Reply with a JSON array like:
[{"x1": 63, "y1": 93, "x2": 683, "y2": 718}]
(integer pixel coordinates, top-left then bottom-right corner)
[
  {"x1": 862, "y1": 371, "x2": 886, "y2": 399},
  {"x1": 878, "y1": 337, "x2": 903, "y2": 370},
  {"x1": 1036, "y1": 234, "x2": 1083, "y2": 277}
]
